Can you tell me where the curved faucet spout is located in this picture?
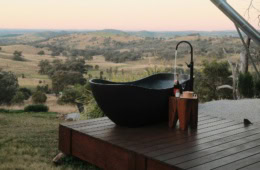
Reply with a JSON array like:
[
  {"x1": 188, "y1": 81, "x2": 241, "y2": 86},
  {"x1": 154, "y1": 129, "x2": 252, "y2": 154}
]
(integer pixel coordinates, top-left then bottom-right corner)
[
  {"x1": 176, "y1": 41, "x2": 194, "y2": 91},
  {"x1": 176, "y1": 41, "x2": 193, "y2": 63}
]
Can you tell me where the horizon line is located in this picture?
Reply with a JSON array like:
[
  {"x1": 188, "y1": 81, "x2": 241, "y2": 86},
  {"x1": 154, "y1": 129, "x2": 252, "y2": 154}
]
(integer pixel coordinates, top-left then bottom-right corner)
[{"x1": 0, "y1": 28, "x2": 243, "y2": 32}]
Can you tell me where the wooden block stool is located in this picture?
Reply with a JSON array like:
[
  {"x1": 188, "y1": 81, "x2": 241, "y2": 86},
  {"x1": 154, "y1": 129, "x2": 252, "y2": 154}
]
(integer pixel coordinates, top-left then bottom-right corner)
[{"x1": 169, "y1": 96, "x2": 198, "y2": 130}]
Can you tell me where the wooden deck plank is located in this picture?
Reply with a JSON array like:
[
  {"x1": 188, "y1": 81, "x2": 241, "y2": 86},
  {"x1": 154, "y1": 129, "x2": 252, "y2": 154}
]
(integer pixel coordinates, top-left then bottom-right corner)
[
  {"x1": 71, "y1": 130, "x2": 136, "y2": 170},
  {"x1": 162, "y1": 127, "x2": 260, "y2": 165},
  {"x1": 239, "y1": 161, "x2": 260, "y2": 170},
  {"x1": 156, "y1": 128, "x2": 260, "y2": 161},
  {"x1": 59, "y1": 125, "x2": 72, "y2": 155},
  {"x1": 166, "y1": 134, "x2": 260, "y2": 168},
  {"x1": 214, "y1": 153, "x2": 260, "y2": 170},
  {"x1": 188, "y1": 145, "x2": 260, "y2": 170},
  {"x1": 60, "y1": 117, "x2": 109, "y2": 127},
  {"x1": 145, "y1": 123, "x2": 248, "y2": 157},
  {"x1": 59, "y1": 114, "x2": 260, "y2": 170},
  {"x1": 87, "y1": 117, "x2": 235, "y2": 143},
  {"x1": 137, "y1": 124, "x2": 260, "y2": 155},
  {"x1": 72, "y1": 121, "x2": 115, "y2": 131},
  {"x1": 146, "y1": 159, "x2": 182, "y2": 170},
  {"x1": 77, "y1": 114, "x2": 213, "y2": 136},
  {"x1": 125, "y1": 120, "x2": 240, "y2": 151},
  {"x1": 117, "y1": 119, "x2": 234, "y2": 146}
]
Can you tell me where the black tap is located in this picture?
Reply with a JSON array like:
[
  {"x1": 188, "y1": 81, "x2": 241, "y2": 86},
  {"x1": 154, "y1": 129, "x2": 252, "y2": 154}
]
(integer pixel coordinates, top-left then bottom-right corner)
[{"x1": 176, "y1": 41, "x2": 194, "y2": 91}]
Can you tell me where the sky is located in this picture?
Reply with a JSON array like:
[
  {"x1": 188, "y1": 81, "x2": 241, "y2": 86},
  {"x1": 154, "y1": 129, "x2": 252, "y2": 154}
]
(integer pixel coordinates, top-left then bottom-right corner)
[{"x1": 0, "y1": 0, "x2": 259, "y2": 31}]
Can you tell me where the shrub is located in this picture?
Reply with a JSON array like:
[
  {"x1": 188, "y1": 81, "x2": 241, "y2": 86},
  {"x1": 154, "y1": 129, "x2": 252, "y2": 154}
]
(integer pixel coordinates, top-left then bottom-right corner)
[
  {"x1": 58, "y1": 86, "x2": 82, "y2": 104},
  {"x1": 24, "y1": 104, "x2": 49, "y2": 112},
  {"x1": 0, "y1": 108, "x2": 24, "y2": 113},
  {"x1": 194, "y1": 60, "x2": 232, "y2": 102},
  {"x1": 11, "y1": 91, "x2": 25, "y2": 104},
  {"x1": 19, "y1": 87, "x2": 32, "y2": 100},
  {"x1": 36, "y1": 84, "x2": 49, "y2": 93},
  {"x1": 38, "y1": 60, "x2": 52, "y2": 75},
  {"x1": 37, "y1": 50, "x2": 45, "y2": 55},
  {"x1": 238, "y1": 72, "x2": 254, "y2": 98},
  {"x1": 94, "y1": 65, "x2": 99, "y2": 70},
  {"x1": 0, "y1": 70, "x2": 19, "y2": 104},
  {"x1": 32, "y1": 91, "x2": 47, "y2": 104},
  {"x1": 13, "y1": 51, "x2": 25, "y2": 61},
  {"x1": 13, "y1": 55, "x2": 26, "y2": 61},
  {"x1": 254, "y1": 78, "x2": 260, "y2": 98},
  {"x1": 51, "y1": 71, "x2": 86, "y2": 94}
]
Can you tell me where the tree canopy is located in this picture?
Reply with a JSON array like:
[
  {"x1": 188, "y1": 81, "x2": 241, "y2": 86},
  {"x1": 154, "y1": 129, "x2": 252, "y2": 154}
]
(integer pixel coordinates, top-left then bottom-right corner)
[{"x1": 0, "y1": 70, "x2": 19, "y2": 104}]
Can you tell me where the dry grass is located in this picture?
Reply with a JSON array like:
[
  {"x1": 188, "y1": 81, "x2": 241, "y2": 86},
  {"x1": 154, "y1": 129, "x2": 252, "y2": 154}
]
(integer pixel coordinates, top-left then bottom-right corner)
[
  {"x1": 0, "y1": 51, "x2": 67, "y2": 87},
  {"x1": 40, "y1": 33, "x2": 142, "y2": 50},
  {"x1": 1, "y1": 95, "x2": 78, "y2": 114},
  {"x1": 18, "y1": 77, "x2": 52, "y2": 89},
  {"x1": 1, "y1": 45, "x2": 50, "y2": 55}
]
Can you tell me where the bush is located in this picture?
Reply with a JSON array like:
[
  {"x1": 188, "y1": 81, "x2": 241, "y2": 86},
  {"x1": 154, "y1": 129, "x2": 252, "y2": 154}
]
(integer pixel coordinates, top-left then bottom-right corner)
[
  {"x1": 58, "y1": 86, "x2": 82, "y2": 104},
  {"x1": 0, "y1": 108, "x2": 24, "y2": 113},
  {"x1": 11, "y1": 91, "x2": 25, "y2": 104},
  {"x1": 19, "y1": 88, "x2": 32, "y2": 100},
  {"x1": 13, "y1": 55, "x2": 26, "y2": 61},
  {"x1": 13, "y1": 51, "x2": 25, "y2": 61},
  {"x1": 238, "y1": 72, "x2": 254, "y2": 98},
  {"x1": 37, "y1": 50, "x2": 45, "y2": 55},
  {"x1": 36, "y1": 84, "x2": 50, "y2": 93},
  {"x1": 254, "y1": 78, "x2": 260, "y2": 98},
  {"x1": 194, "y1": 60, "x2": 232, "y2": 102},
  {"x1": 24, "y1": 104, "x2": 49, "y2": 112},
  {"x1": 51, "y1": 71, "x2": 86, "y2": 94},
  {"x1": 0, "y1": 71, "x2": 19, "y2": 104},
  {"x1": 32, "y1": 91, "x2": 47, "y2": 104}
]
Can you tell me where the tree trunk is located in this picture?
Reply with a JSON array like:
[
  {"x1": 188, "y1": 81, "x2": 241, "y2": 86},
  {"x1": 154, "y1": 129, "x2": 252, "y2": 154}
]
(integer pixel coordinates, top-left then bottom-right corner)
[
  {"x1": 239, "y1": 37, "x2": 250, "y2": 74},
  {"x1": 226, "y1": 54, "x2": 239, "y2": 100},
  {"x1": 76, "y1": 102, "x2": 84, "y2": 113}
]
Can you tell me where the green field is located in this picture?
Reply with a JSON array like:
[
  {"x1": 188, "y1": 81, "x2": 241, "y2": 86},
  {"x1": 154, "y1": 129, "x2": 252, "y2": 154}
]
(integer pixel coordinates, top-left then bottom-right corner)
[{"x1": 0, "y1": 111, "x2": 100, "y2": 170}]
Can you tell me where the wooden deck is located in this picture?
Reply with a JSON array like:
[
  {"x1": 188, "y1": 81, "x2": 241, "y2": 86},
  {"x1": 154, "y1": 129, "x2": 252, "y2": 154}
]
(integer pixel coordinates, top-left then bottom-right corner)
[{"x1": 59, "y1": 114, "x2": 260, "y2": 170}]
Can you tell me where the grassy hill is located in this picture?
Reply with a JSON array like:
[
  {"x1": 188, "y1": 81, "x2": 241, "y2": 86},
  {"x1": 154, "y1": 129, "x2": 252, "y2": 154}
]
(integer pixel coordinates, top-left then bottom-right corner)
[
  {"x1": 0, "y1": 30, "x2": 70, "y2": 45},
  {"x1": 38, "y1": 32, "x2": 142, "y2": 50},
  {"x1": 0, "y1": 29, "x2": 251, "y2": 92}
]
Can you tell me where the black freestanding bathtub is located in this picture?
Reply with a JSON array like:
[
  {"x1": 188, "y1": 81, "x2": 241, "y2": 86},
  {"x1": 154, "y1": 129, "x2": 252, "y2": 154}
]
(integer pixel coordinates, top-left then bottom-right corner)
[{"x1": 89, "y1": 73, "x2": 190, "y2": 127}]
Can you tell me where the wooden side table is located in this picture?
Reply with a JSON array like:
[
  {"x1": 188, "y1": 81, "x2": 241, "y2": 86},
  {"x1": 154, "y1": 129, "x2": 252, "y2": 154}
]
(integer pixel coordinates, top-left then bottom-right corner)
[{"x1": 169, "y1": 96, "x2": 198, "y2": 130}]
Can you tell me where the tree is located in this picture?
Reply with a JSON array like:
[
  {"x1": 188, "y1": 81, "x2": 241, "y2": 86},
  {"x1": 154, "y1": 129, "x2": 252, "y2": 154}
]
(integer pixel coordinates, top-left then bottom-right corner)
[
  {"x1": 51, "y1": 51, "x2": 60, "y2": 57},
  {"x1": 43, "y1": 58, "x2": 86, "y2": 77},
  {"x1": 38, "y1": 60, "x2": 52, "y2": 75},
  {"x1": 11, "y1": 91, "x2": 25, "y2": 104},
  {"x1": 13, "y1": 50, "x2": 25, "y2": 61},
  {"x1": 0, "y1": 71, "x2": 19, "y2": 104},
  {"x1": 195, "y1": 60, "x2": 232, "y2": 102},
  {"x1": 36, "y1": 84, "x2": 49, "y2": 93},
  {"x1": 65, "y1": 58, "x2": 86, "y2": 74},
  {"x1": 37, "y1": 50, "x2": 45, "y2": 55},
  {"x1": 19, "y1": 88, "x2": 32, "y2": 100},
  {"x1": 58, "y1": 86, "x2": 82, "y2": 104},
  {"x1": 95, "y1": 65, "x2": 99, "y2": 70},
  {"x1": 32, "y1": 91, "x2": 47, "y2": 104},
  {"x1": 238, "y1": 0, "x2": 260, "y2": 76},
  {"x1": 244, "y1": 0, "x2": 260, "y2": 25},
  {"x1": 51, "y1": 71, "x2": 86, "y2": 94},
  {"x1": 238, "y1": 72, "x2": 254, "y2": 98},
  {"x1": 13, "y1": 51, "x2": 22, "y2": 57}
]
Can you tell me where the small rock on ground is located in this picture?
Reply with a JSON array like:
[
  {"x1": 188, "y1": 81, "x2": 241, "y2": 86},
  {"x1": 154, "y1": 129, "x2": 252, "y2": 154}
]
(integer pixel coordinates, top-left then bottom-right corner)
[{"x1": 65, "y1": 112, "x2": 80, "y2": 121}]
